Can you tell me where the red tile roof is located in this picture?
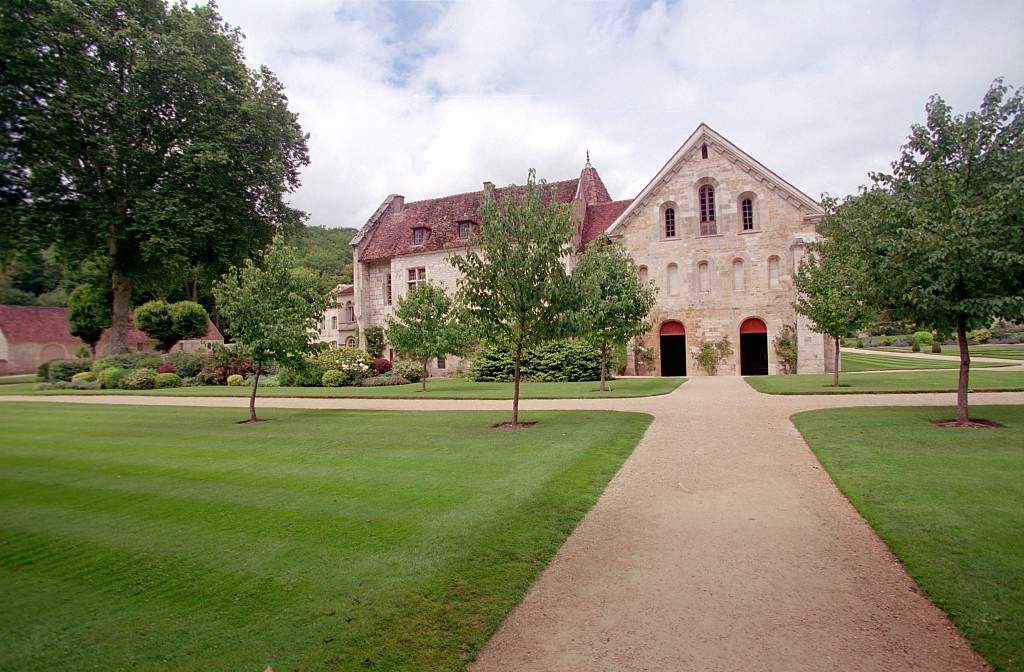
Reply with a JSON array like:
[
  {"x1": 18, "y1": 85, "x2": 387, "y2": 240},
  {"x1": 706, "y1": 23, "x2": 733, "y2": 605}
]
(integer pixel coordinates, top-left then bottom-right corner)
[
  {"x1": 576, "y1": 163, "x2": 611, "y2": 205},
  {"x1": 581, "y1": 199, "x2": 632, "y2": 247},
  {"x1": 359, "y1": 178, "x2": 581, "y2": 262},
  {"x1": 333, "y1": 284, "x2": 354, "y2": 296},
  {"x1": 0, "y1": 304, "x2": 222, "y2": 346}
]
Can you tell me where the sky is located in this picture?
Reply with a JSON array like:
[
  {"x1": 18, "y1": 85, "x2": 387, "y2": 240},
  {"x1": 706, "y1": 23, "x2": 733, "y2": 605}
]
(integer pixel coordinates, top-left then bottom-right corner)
[{"x1": 208, "y1": 0, "x2": 1024, "y2": 230}]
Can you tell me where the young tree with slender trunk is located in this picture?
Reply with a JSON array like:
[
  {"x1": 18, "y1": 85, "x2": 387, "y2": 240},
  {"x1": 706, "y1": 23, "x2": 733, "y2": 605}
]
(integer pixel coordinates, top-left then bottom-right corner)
[
  {"x1": 386, "y1": 283, "x2": 468, "y2": 391},
  {"x1": 67, "y1": 282, "x2": 111, "y2": 356},
  {"x1": 213, "y1": 236, "x2": 327, "y2": 423},
  {"x1": 820, "y1": 81, "x2": 1024, "y2": 423},
  {"x1": 449, "y1": 170, "x2": 576, "y2": 426},
  {"x1": 0, "y1": 1, "x2": 308, "y2": 353},
  {"x1": 573, "y1": 236, "x2": 656, "y2": 391}
]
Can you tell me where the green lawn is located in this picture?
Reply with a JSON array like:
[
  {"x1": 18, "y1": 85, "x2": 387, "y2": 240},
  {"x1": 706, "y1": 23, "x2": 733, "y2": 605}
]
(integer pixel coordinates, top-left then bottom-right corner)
[
  {"x1": 841, "y1": 351, "x2": 1007, "y2": 372},
  {"x1": 0, "y1": 374, "x2": 36, "y2": 385},
  {"x1": 793, "y1": 405, "x2": 1024, "y2": 672},
  {"x1": 0, "y1": 375, "x2": 685, "y2": 399},
  {"x1": 869, "y1": 343, "x2": 1024, "y2": 360},
  {"x1": 746, "y1": 369, "x2": 1024, "y2": 395},
  {"x1": 0, "y1": 403, "x2": 651, "y2": 671}
]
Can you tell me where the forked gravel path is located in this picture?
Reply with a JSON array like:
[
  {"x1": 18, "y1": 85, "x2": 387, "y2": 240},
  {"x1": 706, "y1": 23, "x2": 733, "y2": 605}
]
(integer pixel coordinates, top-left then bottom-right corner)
[{"x1": 6, "y1": 379, "x2": 1024, "y2": 671}]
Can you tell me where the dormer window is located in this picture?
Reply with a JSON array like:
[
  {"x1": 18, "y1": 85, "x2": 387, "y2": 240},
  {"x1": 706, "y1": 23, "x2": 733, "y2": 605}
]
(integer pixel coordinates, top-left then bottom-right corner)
[
  {"x1": 457, "y1": 221, "x2": 472, "y2": 241},
  {"x1": 412, "y1": 227, "x2": 429, "y2": 245}
]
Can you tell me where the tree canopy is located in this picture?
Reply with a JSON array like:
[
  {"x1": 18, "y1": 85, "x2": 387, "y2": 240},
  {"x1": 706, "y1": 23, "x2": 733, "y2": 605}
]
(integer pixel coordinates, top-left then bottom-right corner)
[
  {"x1": 134, "y1": 299, "x2": 209, "y2": 353},
  {"x1": 0, "y1": 0, "x2": 309, "y2": 353},
  {"x1": 573, "y1": 236, "x2": 656, "y2": 391},
  {"x1": 67, "y1": 282, "x2": 111, "y2": 355},
  {"x1": 449, "y1": 170, "x2": 577, "y2": 425},
  {"x1": 386, "y1": 283, "x2": 468, "y2": 391}
]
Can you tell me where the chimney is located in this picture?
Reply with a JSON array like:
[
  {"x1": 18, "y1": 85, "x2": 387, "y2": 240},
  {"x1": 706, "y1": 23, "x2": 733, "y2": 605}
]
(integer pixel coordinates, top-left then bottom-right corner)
[
  {"x1": 391, "y1": 194, "x2": 404, "y2": 213},
  {"x1": 482, "y1": 181, "x2": 495, "y2": 200}
]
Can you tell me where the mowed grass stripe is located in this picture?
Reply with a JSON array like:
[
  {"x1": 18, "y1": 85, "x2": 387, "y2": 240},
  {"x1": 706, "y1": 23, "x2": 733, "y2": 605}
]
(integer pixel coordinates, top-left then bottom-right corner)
[
  {"x1": 0, "y1": 402, "x2": 651, "y2": 671},
  {"x1": 841, "y1": 352, "x2": 1006, "y2": 372}
]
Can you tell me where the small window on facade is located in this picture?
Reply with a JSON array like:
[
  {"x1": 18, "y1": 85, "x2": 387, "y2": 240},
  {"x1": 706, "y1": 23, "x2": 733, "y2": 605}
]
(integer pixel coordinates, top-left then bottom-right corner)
[
  {"x1": 436, "y1": 357, "x2": 446, "y2": 369},
  {"x1": 407, "y1": 267, "x2": 426, "y2": 292},
  {"x1": 385, "y1": 273, "x2": 393, "y2": 305},
  {"x1": 768, "y1": 256, "x2": 780, "y2": 289},
  {"x1": 742, "y1": 198, "x2": 754, "y2": 231},
  {"x1": 698, "y1": 261, "x2": 709, "y2": 293},
  {"x1": 664, "y1": 208, "x2": 676, "y2": 238},
  {"x1": 346, "y1": 337, "x2": 356, "y2": 347},
  {"x1": 345, "y1": 302, "x2": 355, "y2": 322},
  {"x1": 137, "y1": 343, "x2": 144, "y2": 352},
  {"x1": 413, "y1": 227, "x2": 428, "y2": 245},
  {"x1": 331, "y1": 316, "x2": 338, "y2": 330},
  {"x1": 699, "y1": 185, "x2": 717, "y2": 235},
  {"x1": 666, "y1": 263, "x2": 679, "y2": 296},
  {"x1": 457, "y1": 221, "x2": 472, "y2": 240},
  {"x1": 638, "y1": 265, "x2": 649, "y2": 284},
  {"x1": 732, "y1": 259, "x2": 745, "y2": 291},
  {"x1": 701, "y1": 143, "x2": 708, "y2": 159}
]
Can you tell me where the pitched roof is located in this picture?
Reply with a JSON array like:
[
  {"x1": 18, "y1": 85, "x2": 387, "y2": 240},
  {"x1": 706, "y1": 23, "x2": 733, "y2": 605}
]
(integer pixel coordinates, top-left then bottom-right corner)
[
  {"x1": 0, "y1": 304, "x2": 222, "y2": 346},
  {"x1": 358, "y1": 178, "x2": 581, "y2": 262},
  {"x1": 576, "y1": 162, "x2": 611, "y2": 205},
  {"x1": 332, "y1": 283, "x2": 354, "y2": 296},
  {"x1": 581, "y1": 199, "x2": 632, "y2": 247}
]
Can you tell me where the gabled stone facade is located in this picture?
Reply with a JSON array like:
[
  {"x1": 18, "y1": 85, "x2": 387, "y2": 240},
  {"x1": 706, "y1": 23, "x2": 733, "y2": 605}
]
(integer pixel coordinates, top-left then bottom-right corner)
[{"x1": 349, "y1": 124, "x2": 832, "y2": 376}]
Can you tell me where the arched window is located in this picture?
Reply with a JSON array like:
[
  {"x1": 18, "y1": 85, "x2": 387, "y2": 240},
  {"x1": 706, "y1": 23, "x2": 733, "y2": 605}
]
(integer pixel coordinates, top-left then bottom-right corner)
[
  {"x1": 666, "y1": 263, "x2": 679, "y2": 296},
  {"x1": 699, "y1": 185, "x2": 717, "y2": 236},
  {"x1": 768, "y1": 256, "x2": 780, "y2": 288},
  {"x1": 664, "y1": 208, "x2": 676, "y2": 238},
  {"x1": 741, "y1": 198, "x2": 754, "y2": 231},
  {"x1": 345, "y1": 301, "x2": 355, "y2": 322},
  {"x1": 638, "y1": 265, "x2": 649, "y2": 284},
  {"x1": 698, "y1": 261, "x2": 710, "y2": 293},
  {"x1": 331, "y1": 316, "x2": 338, "y2": 330},
  {"x1": 345, "y1": 337, "x2": 356, "y2": 347},
  {"x1": 701, "y1": 143, "x2": 709, "y2": 159},
  {"x1": 732, "y1": 259, "x2": 745, "y2": 291}
]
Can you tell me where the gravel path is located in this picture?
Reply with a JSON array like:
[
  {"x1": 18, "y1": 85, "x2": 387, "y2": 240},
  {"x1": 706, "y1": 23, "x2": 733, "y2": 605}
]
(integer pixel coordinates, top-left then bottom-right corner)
[{"x1": 5, "y1": 380, "x2": 1021, "y2": 671}]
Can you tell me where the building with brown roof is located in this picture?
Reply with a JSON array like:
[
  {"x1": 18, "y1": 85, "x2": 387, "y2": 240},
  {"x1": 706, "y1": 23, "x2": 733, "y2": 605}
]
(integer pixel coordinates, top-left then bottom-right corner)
[
  {"x1": 350, "y1": 124, "x2": 832, "y2": 376},
  {"x1": 0, "y1": 304, "x2": 223, "y2": 375}
]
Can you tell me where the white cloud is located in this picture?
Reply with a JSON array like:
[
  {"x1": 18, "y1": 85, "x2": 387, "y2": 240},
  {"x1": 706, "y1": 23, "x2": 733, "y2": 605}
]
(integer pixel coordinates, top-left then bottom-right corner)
[{"x1": 210, "y1": 0, "x2": 1024, "y2": 228}]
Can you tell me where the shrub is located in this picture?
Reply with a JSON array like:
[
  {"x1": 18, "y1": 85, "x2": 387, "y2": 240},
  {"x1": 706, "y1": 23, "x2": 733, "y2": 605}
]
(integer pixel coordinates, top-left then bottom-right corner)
[
  {"x1": 98, "y1": 367, "x2": 130, "y2": 389},
  {"x1": 226, "y1": 374, "x2": 244, "y2": 386},
  {"x1": 772, "y1": 325, "x2": 799, "y2": 374},
  {"x1": 913, "y1": 331, "x2": 933, "y2": 346},
  {"x1": 71, "y1": 371, "x2": 98, "y2": 383},
  {"x1": 157, "y1": 362, "x2": 177, "y2": 374},
  {"x1": 360, "y1": 374, "x2": 410, "y2": 386},
  {"x1": 392, "y1": 360, "x2": 424, "y2": 383},
  {"x1": 911, "y1": 338, "x2": 921, "y2": 352},
  {"x1": 195, "y1": 371, "x2": 220, "y2": 386},
  {"x1": 123, "y1": 368, "x2": 157, "y2": 390},
  {"x1": 855, "y1": 338, "x2": 864, "y2": 348},
  {"x1": 932, "y1": 341, "x2": 943, "y2": 353},
  {"x1": 48, "y1": 358, "x2": 92, "y2": 382},
  {"x1": 180, "y1": 376, "x2": 200, "y2": 387},
  {"x1": 36, "y1": 360, "x2": 51, "y2": 380},
  {"x1": 468, "y1": 340, "x2": 606, "y2": 382},
  {"x1": 91, "y1": 353, "x2": 161, "y2": 372},
  {"x1": 321, "y1": 369, "x2": 346, "y2": 387},
  {"x1": 364, "y1": 326, "x2": 385, "y2": 358},
  {"x1": 468, "y1": 346, "x2": 515, "y2": 382},
  {"x1": 371, "y1": 357, "x2": 392, "y2": 374},
  {"x1": 70, "y1": 379, "x2": 97, "y2": 390},
  {"x1": 317, "y1": 347, "x2": 372, "y2": 386},
  {"x1": 695, "y1": 336, "x2": 733, "y2": 376},
  {"x1": 970, "y1": 328, "x2": 993, "y2": 344},
  {"x1": 278, "y1": 357, "x2": 326, "y2": 387},
  {"x1": 991, "y1": 336, "x2": 1021, "y2": 344},
  {"x1": 202, "y1": 345, "x2": 254, "y2": 384},
  {"x1": 154, "y1": 372, "x2": 182, "y2": 388},
  {"x1": 166, "y1": 351, "x2": 205, "y2": 377},
  {"x1": 34, "y1": 382, "x2": 56, "y2": 390}
]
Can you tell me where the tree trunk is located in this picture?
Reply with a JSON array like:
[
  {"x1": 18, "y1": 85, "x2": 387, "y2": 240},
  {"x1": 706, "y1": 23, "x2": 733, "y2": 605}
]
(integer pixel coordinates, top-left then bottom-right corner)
[
  {"x1": 110, "y1": 268, "x2": 132, "y2": 355},
  {"x1": 249, "y1": 366, "x2": 261, "y2": 423},
  {"x1": 833, "y1": 335, "x2": 841, "y2": 387},
  {"x1": 512, "y1": 341, "x2": 523, "y2": 426},
  {"x1": 956, "y1": 319, "x2": 970, "y2": 425},
  {"x1": 89, "y1": 343, "x2": 97, "y2": 358},
  {"x1": 421, "y1": 358, "x2": 428, "y2": 392},
  {"x1": 599, "y1": 345, "x2": 607, "y2": 392}
]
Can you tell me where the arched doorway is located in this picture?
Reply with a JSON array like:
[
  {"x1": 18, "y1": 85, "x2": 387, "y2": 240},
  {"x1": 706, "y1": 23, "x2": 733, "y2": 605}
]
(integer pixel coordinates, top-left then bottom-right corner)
[
  {"x1": 740, "y1": 318, "x2": 769, "y2": 375},
  {"x1": 659, "y1": 321, "x2": 686, "y2": 376}
]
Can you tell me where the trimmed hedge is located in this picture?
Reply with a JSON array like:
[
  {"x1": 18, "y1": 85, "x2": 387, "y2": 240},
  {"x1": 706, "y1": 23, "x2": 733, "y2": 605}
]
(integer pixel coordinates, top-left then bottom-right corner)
[
  {"x1": 392, "y1": 361, "x2": 424, "y2": 383},
  {"x1": 123, "y1": 368, "x2": 157, "y2": 390},
  {"x1": 98, "y1": 367, "x2": 130, "y2": 389},
  {"x1": 154, "y1": 372, "x2": 183, "y2": 388},
  {"x1": 91, "y1": 353, "x2": 162, "y2": 372},
  {"x1": 469, "y1": 340, "x2": 607, "y2": 382},
  {"x1": 48, "y1": 359, "x2": 92, "y2": 382}
]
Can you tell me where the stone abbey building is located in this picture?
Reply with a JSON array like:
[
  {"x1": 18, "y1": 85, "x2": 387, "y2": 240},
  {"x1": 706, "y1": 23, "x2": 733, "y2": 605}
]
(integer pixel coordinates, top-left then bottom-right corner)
[{"x1": 350, "y1": 124, "x2": 832, "y2": 376}]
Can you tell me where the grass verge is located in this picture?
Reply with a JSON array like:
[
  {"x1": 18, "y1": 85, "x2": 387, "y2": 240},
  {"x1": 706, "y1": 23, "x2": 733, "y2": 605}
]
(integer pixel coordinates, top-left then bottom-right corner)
[
  {"x1": 0, "y1": 403, "x2": 651, "y2": 671},
  {"x1": 0, "y1": 376, "x2": 685, "y2": 399},
  {"x1": 867, "y1": 343, "x2": 1024, "y2": 360},
  {"x1": 746, "y1": 369, "x2": 1024, "y2": 395},
  {"x1": 841, "y1": 351, "x2": 1007, "y2": 372},
  {"x1": 792, "y1": 405, "x2": 1024, "y2": 672}
]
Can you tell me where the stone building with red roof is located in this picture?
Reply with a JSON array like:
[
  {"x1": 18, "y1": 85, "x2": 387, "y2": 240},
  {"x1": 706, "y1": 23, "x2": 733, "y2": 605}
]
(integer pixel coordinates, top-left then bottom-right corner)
[
  {"x1": 0, "y1": 304, "x2": 223, "y2": 375},
  {"x1": 350, "y1": 124, "x2": 831, "y2": 376}
]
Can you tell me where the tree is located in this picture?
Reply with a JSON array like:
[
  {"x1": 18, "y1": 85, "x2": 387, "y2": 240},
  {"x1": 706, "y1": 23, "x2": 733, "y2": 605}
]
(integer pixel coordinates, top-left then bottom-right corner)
[
  {"x1": 573, "y1": 237, "x2": 656, "y2": 391},
  {"x1": 0, "y1": 1, "x2": 309, "y2": 353},
  {"x1": 820, "y1": 81, "x2": 1024, "y2": 423},
  {"x1": 386, "y1": 283, "x2": 468, "y2": 391},
  {"x1": 213, "y1": 236, "x2": 328, "y2": 423},
  {"x1": 134, "y1": 300, "x2": 209, "y2": 352},
  {"x1": 67, "y1": 283, "x2": 111, "y2": 356},
  {"x1": 793, "y1": 224, "x2": 874, "y2": 386},
  {"x1": 449, "y1": 170, "x2": 577, "y2": 426}
]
